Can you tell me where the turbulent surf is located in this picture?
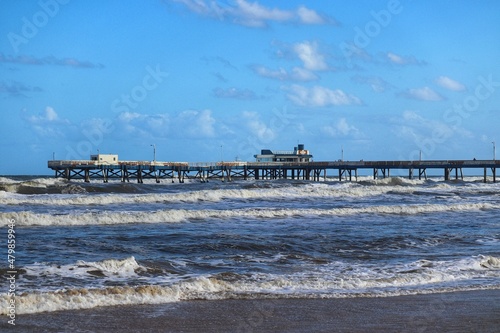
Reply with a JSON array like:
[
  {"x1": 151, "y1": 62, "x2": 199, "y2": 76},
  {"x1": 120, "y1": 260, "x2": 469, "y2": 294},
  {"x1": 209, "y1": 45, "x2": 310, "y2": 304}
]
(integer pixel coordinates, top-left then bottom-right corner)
[{"x1": 0, "y1": 176, "x2": 499, "y2": 314}]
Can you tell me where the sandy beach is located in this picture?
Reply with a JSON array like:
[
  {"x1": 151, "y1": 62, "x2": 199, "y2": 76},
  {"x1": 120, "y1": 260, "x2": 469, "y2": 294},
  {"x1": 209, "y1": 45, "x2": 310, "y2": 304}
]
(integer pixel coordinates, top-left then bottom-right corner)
[{"x1": 3, "y1": 290, "x2": 499, "y2": 332}]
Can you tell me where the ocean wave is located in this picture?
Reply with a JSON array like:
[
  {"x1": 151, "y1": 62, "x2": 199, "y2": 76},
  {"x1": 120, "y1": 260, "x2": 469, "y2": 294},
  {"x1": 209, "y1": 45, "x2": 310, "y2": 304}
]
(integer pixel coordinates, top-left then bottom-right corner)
[
  {"x1": 0, "y1": 183, "x2": 403, "y2": 205},
  {"x1": 2, "y1": 255, "x2": 499, "y2": 315},
  {"x1": 2, "y1": 180, "x2": 498, "y2": 207},
  {"x1": 2, "y1": 175, "x2": 498, "y2": 198},
  {"x1": 0, "y1": 177, "x2": 85, "y2": 195},
  {"x1": 1, "y1": 202, "x2": 496, "y2": 227}
]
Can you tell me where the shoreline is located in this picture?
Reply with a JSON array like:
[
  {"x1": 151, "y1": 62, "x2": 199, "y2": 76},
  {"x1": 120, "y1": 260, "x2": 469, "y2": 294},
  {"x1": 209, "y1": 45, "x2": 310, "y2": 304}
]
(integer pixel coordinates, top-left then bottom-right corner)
[{"x1": 4, "y1": 290, "x2": 500, "y2": 332}]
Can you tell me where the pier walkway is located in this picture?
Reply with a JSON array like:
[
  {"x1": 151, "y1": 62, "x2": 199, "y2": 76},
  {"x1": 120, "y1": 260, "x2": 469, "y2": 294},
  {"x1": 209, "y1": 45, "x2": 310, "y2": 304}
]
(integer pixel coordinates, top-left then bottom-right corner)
[{"x1": 48, "y1": 159, "x2": 498, "y2": 183}]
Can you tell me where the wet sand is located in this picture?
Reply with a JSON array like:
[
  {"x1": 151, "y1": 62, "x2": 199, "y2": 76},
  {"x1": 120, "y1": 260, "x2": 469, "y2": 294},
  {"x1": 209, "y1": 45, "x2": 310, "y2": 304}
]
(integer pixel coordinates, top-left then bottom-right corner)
[{"x1": 3, "y1": 290, "x2": 500, "y2": 332}]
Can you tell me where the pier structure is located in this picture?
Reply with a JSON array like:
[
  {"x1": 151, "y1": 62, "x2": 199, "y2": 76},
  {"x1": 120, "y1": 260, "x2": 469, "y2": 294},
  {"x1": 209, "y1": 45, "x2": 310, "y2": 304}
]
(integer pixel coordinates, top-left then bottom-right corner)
[{"x1": 48, "y1": 158, "x2": 498, "y2": 183}]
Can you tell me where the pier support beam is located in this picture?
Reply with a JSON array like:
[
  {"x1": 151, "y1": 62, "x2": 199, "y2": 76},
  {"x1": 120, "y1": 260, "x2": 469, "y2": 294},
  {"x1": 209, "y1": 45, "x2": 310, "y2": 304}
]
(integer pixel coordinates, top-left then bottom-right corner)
[
  {"x1": 483, "y1": 167, "x2": 496, "y2": 183},
  {"x1": 419, "y1": 168, "x2": 427, "y2": 180},
  {"x1": 177, "y1": 168, "x2": 185, "y2": 183},
  {"x1": 339, "y1": 169, "x2": 358, "y2": 182},
  {"x1": 121, "y1": 167, "x2": 129, "y2": 182},
  {"x1": 102, "y1": 169, "x2": 108, "y2": 183},
  {"x1": 373, "y1": 168, "x2": 389, "y2": 179},
  {"x1": 445, "y1": 167, "x2": 463, "y2": 181},
  {"x1": 137, "y1": 168, "x2": 143, "y2": 184},
  {"x1": 485, "y1": 167, "x2": 497, "y2": 183}
]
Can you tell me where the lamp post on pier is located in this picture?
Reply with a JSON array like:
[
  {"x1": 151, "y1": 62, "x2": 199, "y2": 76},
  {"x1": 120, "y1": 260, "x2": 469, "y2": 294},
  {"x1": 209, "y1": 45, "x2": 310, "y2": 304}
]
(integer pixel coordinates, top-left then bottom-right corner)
[
  {"x1": 493, "y1": 141, "x2": 496, "y2": 161},
  {"x1": 151, "y1": 144, "x2": 156, "y2": 165}
]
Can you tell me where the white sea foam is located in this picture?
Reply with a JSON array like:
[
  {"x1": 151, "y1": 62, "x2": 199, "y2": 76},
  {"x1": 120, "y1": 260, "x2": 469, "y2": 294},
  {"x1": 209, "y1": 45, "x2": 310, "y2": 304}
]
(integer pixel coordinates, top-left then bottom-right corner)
[
  {"x1": 2, "y1": 255, "x2": 499, "y2": 314},
  {"x1": 24, "y1": 257, "x2": 146, "y2": 282},
  {"x1": 0, "y1": 177, "x2": 15, "y2": 183},
  {"x1": 1, "y1": 202, "x2": 496, "y2": 227}
]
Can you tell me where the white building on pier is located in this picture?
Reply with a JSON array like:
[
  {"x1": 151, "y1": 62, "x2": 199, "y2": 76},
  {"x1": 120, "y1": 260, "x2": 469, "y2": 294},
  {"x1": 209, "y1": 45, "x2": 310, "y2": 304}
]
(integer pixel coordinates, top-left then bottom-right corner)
[{"x1": 254, "y1": 144, "x2": 313, "y2": 163}]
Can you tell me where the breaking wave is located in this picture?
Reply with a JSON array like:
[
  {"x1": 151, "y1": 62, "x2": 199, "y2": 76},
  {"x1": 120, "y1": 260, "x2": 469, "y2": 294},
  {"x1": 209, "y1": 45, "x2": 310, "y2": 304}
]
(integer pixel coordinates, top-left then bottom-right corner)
[
  {"x1": 1, "y1": 202, "x2": 496, "y2": 226},
  {"x1": 2, "y1": 255, "x2": 499, "y2": 314}
]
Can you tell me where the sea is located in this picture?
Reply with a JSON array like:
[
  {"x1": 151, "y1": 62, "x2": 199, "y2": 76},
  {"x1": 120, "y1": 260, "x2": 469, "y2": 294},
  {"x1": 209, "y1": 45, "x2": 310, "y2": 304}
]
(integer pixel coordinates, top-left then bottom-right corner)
[{"x1": 0, "y1": 175, "x2": 499, "y2": 315}]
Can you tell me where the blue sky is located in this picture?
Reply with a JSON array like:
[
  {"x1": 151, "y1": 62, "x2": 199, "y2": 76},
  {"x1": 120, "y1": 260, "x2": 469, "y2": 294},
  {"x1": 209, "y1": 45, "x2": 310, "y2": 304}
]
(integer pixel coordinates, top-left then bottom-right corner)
[{"x1": 1, "y1": 0, "x2": 499, "y2": 175}]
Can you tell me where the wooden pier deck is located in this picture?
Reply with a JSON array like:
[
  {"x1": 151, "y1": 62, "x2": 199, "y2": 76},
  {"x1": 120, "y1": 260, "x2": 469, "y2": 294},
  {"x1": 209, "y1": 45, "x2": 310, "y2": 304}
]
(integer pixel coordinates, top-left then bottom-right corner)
[{"x1": 48, "y1": 159, "x2": 498, "y2": 183}]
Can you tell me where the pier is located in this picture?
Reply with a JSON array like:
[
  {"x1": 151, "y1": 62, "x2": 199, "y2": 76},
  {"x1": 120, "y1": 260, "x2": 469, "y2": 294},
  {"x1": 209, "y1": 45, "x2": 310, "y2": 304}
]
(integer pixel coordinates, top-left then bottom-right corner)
[{"x1": 48, "y1": 158, "x2": 498, "y2": 183}]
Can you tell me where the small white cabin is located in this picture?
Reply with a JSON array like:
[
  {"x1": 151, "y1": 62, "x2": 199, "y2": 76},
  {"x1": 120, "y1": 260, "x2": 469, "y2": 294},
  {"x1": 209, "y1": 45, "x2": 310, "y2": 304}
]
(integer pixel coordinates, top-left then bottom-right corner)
[{"x1": 90, "y1": 154, "x2": 118, "y2": 164}]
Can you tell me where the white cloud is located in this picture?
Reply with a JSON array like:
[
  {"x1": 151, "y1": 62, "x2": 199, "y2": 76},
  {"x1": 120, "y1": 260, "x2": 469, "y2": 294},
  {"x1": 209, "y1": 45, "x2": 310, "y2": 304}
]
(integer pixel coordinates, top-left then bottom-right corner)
[
  {"x1": 23, "y1": 106, "x2": 72, "y2": 139},
  {"x1": 387, "y1": 52, "x2": 425, "y2": 66},
  {"x1": 118, "y1": 111, "x2": 142, "y2": 122},
  {"x1": 252, "y1": 65, "x2": 288, "y2": 80},
  {"x1": 171, "y1": 0, "x2": 224, "y2": 17},
  {"x1": 399, "y1": 86, "x2": 445, "y2": 101},
  {"x1": 290, "y1": 67, "x2": 318, "y2": 81},
  {"x1": 252, "y1": 40, "x2": 328, "y2": 82},
  {"x1": 435, "y1": 76, "x2": 466, "y2": 91},
  {"x1": 117, "y1": 112, "x2": 170, "y2": 137},
  {"x1": 286, "y1": 85, "x2": 363, "y2": 107},
  {"x1": 232, "y1": 0, "x2": 292, "y2": 27},
  {"x1": 322, "y1": 118, "x2": 360, "y2": 137},
  {"x1": 45, "y1": 107, "x2": 58, "y2": 121},
  {"x1": 117, "y1": 110, "x2": 216, "y2": 139},
  {"x1": 387, "y1": 52, "x2": 405, "y2": 64},
  {"x1": 171, "y1": 0, "x2": 334, "y2": 27},
  {"x1": 393, "y1": 110, "x2": 473, "y2": 144},
  {"x1": 177, "y1": 109, "x2": 216, "y2": 138},
  {"x1": 297, "y1": 6, "x2": 327, "y2": 24},
  {"x1": 242, "y1": 111, "x2": 276, "y2": 143},
  {"x1": 26, "y1": 106, "x2": 64, "y2": 123},
  {"x1": 293, "y1": 41, "x2": 328, "y2": 71}
]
